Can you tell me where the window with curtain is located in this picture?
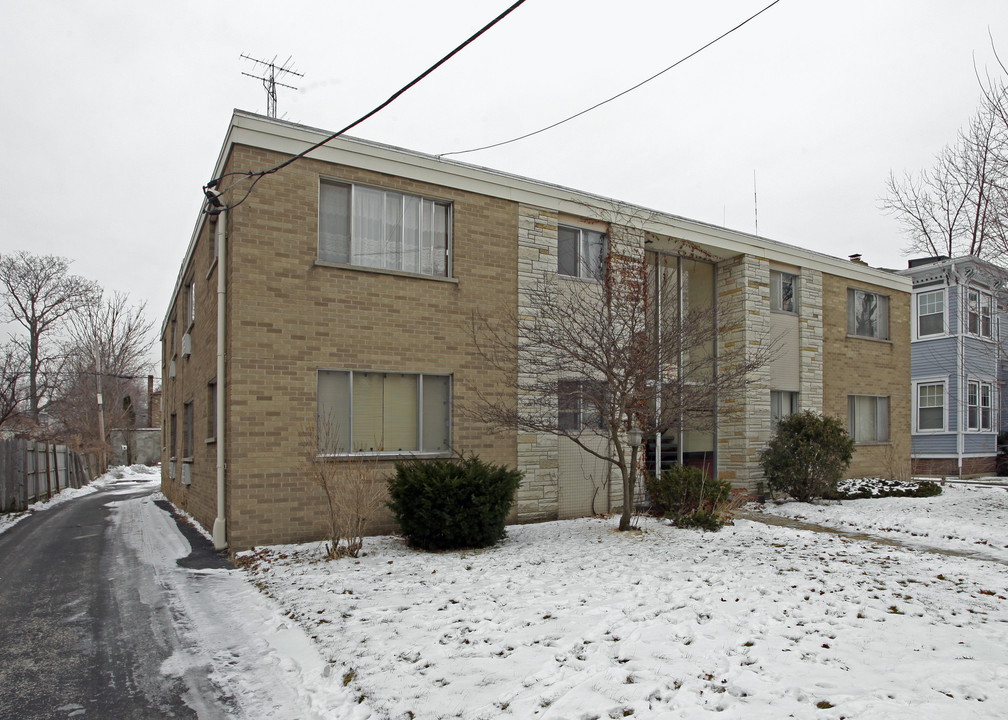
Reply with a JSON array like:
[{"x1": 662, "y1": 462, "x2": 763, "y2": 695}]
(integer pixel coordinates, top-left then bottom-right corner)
[
  {"x1": 848, "y1": 395, "x2": 889, "y2": 443},
  {"x1": 916, "y1": 289, "x2": 944, "y2": 337},
  {"x1": 916, "y1": 382, "x2": 944, "y2": 431},
  {"x1": 558, "y1": 225, "x2": 606, "y2": 279},
  {"x1": 847, "y1": 289, "x2": 889, "y2": 340},
  {"x1": 319, "y1": 181, "x2": 451, "y2": 277},
  {"x1": 770, "y1": 390, "x2": 798, "y2": 426},
  {"x1": 770, "y1": 271, "x2": 797, "y2": 313},
  {"x1": 317, "y1": 370, "x2": 451, "y2": 453}
]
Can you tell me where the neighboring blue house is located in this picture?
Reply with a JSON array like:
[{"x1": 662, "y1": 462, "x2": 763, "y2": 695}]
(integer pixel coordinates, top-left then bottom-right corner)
[{"x1": 897, "y1": 256, "x2": 1005, "y2": 477}]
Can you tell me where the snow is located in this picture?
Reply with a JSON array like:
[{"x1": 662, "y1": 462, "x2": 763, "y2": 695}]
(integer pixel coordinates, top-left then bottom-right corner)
[
  {"x1": 7, "y1": 467, "x2": 1007, "y2": 718},
  {"x1": 241, "y1": 483, "x2": 1008, "y2": 719}
]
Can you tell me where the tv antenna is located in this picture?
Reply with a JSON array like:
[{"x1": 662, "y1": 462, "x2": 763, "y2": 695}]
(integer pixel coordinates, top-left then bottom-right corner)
[{"x1": 241, "y1": 53, "x2": 303, "y2": 118}]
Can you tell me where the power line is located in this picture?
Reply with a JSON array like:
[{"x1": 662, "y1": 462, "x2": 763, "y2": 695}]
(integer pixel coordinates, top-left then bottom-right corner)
[
  {"x1": 438, "y1": 0, "x2": 783, "y2": 159},
  {"x1": 205, "y1": 0, "x2": 528, "y2": 212}
]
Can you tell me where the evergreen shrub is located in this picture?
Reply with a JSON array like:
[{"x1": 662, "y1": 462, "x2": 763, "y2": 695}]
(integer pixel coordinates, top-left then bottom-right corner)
[
  {"x1": 644, "y1": 464, "x2": 734, "y2": 530},
  {"x1": 387, "y1": 454, "x2": 523, "y2": 551},
  {"x1": 760, "y1": 411, "x2": 855, "y2": 501}
]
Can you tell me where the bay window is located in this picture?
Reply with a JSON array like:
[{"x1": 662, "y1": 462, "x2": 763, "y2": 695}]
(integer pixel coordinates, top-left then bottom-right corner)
[
  {"x1": 966, "y1": 289, "x2": 993, "y2": 338},
  {"x1": 916, "y1": 289, "x2": 944, "y2": 337},
  {"x1": 967, "y1": 380, "x2": 994, "y2": 431}
]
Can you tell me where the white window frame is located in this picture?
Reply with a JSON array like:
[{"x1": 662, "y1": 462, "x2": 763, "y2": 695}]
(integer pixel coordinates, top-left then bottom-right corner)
[
  {"x1": 966, "y1": 379, "x2": 994, "y2": 432},
  {"x1": 318, "y1": 180, "x2": 452, "y2": 278},
  {"x1": 848, "y1": 394, "x2": 889, "y2": 444},
  {"x1": 770, "y1": 271, "x2": 798, "y2": 314},
  {"x1": 966, "y1": 288, "x2": 994, "y2": 339},
  {"x1": 847, "y1": 288, "x2": 889, "y2": 340},
  {"x1": 317, "y1": 369, "x2": 452, "y2": 455},
  {"x1": 915, "y1": 288, "x2": 945, "y2": 339},
  {"x1": 186, "y1": 279, "x2": 195, "y2": 330},
  {"x1": 913, "y1": 378, "x2": 946, "y2": 433},
  {"x1": 558, "y1": 224, "x2": 606, "y2": 280}
]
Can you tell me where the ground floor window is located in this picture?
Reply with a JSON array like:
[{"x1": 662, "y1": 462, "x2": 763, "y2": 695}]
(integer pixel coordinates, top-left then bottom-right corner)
[
  {"x1": 916, "y1": 382, "x2": 945, "y2": 432},
  {"x1": 770, "y1": 390, "x2": 798, "y2": 426},
  {"x1": 848, "y1": 395, "x2": 889, "y2": 443},
  {"x1": 558, "y1": 379, "x2": 605, "y2": 432},
  {"x1": 967, "y1": 380, "x2": 993, "y2": 431},
  {"x1": 317, "y1": 370, "x2": 451, "y2": 453}
]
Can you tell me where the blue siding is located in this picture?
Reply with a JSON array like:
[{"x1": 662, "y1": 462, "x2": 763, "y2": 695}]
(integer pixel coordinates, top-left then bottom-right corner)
[
  {"x1": 964, "y1": 433, "x2": 996, "y2": 455},
  {"x1": 910, "y1": 338, "x2": 956, "y2": 378},
  {"x1": 961, "y1": 335, "x2": 998, "y2": 380},
  {"x1": 912, "y1": 434, "x2": 957, "y2": 455}
]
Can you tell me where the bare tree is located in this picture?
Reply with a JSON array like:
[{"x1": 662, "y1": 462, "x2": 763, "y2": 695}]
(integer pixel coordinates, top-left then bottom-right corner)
[
  {"x1": 49, "y1": 291, "x2": 154, "y2": 461},
  {"x1": 469, "y1": 212, "x2": 774, "y2": 531},
  {"x1": 0, "y1": 252, "x2": 99, "y2": 418},
  {"x1": 0, "y1": 343, "x2": 25, "y2": 428}
]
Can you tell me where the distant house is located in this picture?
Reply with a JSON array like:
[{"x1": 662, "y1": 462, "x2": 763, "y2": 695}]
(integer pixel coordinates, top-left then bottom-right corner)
[
  {"x1": 896, "y1": 256, "x2": 1006, "y2": 476},
  {"x1": 160, "y1": 110, "x2": 912, "y2": 550}
]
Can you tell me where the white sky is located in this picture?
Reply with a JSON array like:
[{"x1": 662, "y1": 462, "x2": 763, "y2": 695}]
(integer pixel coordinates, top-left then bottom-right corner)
[{"x1": 1, "y1": 0, "x2": 1005, "y2": 377}]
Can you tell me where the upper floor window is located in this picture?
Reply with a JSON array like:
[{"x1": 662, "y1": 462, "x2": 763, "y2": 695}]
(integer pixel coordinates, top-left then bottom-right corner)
[
  {"x1": 916, "y1": 289, "x2": 945, "y2": 337},
  {"x1": 848, "y1": 394, "x2": 889, "y2": 443},
  {"x1": 966, "y1": 289, "x2": 993, "y2": 338},
  {"x1": 319, "y1": 181, "x2": 451, "y2": 277},
  {"x1": 558, "y1": 379, "x2": 605, "y2": 432},
  {"x1": 770, "y1": 271, "x2": 797, "y2": 313},
  {"x1": 317, "y1": 369, "x2": 451, "y2": 454},
  {"x1": 847, "y1": 289, "x2": 889, "y2": 340},
  {"x1": 558, "y1": 225, "x2": 605, "y2": 280},
  {"x1": 186, "y1": 279, "x2": 195, "y2": 329}
]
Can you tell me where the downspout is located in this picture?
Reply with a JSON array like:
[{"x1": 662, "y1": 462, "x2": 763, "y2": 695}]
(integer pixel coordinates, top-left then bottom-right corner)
[{"x1": 212, "y1": 209, "x2": 228, "y2": 550}]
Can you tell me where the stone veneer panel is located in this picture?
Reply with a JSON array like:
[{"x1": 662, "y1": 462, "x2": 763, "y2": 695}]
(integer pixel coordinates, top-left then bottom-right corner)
[{"x1": 798, "y1": 268, "x2": 824, "y2": 413}]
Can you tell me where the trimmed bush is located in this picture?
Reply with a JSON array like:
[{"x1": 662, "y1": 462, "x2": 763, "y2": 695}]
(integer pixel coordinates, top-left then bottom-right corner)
[
  {"x1": 760, "y1": 411, "x2": 855, "y2": 502},
  {"x1": 387, "y1": 454, "x2": 523, "y2": 551},
  {"x1": 834, "y1": 477, "x2": 943, "y2": 499},
  {"x1": 644, "y1": 464, "x2": 734, "y2": 530}
]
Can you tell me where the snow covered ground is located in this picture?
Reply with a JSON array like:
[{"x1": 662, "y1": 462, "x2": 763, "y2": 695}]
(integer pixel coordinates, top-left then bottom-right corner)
[
  {"x1": 242, "y1": 483, "x2": 1008, "y2": 720},
  {"x1": 5, "y1": 470, "x2": 1007, "y2": 718}
]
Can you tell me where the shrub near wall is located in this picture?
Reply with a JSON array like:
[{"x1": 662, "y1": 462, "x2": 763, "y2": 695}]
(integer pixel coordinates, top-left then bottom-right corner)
[{"x1": 387, "y1": 454, "x2": 523, "y2": 551}]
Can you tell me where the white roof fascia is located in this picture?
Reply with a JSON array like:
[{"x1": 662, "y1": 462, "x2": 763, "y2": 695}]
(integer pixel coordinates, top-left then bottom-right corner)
[{"x1": 166, "y1": 109, "x2": 910, "y2": 332}]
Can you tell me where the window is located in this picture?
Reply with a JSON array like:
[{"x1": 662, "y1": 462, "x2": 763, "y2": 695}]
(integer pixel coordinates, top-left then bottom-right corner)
[
  {"x1": 558, "y1": 225, "x2": 606, "y2": 279},
  {"x1": 169, "y1": 412, "x2": 177, "y2": 459},
  {"x1": 967, "y1": 380, "x2": 994, "y2": 431},
  {"x1": 317, "y1": 370, "x2": 451, "y2": 453},
  {"x1": 558, "y1": 379, "x2": 605, "y2": 432},
  {"x1": 770, "y1": 390, "x2": 798, "y2": 426},
  {"x1": 967, "y1": 289, "x2": 993, "y2": 338},
  {"x1": 207, "y1": 380, "x2": 217, "y2": 441},
  {"x1": 170, "y1": 317, "x2": 178, "y2": 358},
  {"x1": 916, "y1": 382, "x2": 945, "y2": 431},
  {"x1": 319, "y1": 181, "x2": 451, "y2": 277},
  {"x1": 770, "y1": 271, "x2": 797, "y2": 313},
  {"x1": 183, "y1": 401, "x2": 194, "y2": 459},
  {"x1": 847, "y1": 289, "x2": 889, "y2": 340},
  {"x1": 917, "y1": 289, "x2": 944, "y2": 337},
  {"x1": 848, "y1": 395, "x2": 889, "y2": 443},
  {"x1": 186, "y1": 279, "x2": 195, "y2": 329}
]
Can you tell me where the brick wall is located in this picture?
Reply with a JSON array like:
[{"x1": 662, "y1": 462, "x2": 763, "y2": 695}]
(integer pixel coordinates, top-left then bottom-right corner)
[
  {"x1": 821, "y1": 272, "x2": 911, "y2": 479},
  {"x1": 164, "y1": 145, "x2": 518, "y2": 549}
]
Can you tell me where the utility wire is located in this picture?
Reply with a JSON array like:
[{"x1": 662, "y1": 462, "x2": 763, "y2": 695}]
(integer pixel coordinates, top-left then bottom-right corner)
[
  {"x1": 206, "y1": 0, "x2": 528, "y2": 211},
  {"x1": 438, "y1": 0, "x2": 783, "y2": 158}
]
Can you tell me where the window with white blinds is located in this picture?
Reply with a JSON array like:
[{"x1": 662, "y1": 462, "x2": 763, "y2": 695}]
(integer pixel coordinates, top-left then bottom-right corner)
[
  {"x1": 318, "y1": 370, "x2": 451, "y2": 453},
  {"x1": 319, "y1": 181, "x2": 450, "y2": 277}
]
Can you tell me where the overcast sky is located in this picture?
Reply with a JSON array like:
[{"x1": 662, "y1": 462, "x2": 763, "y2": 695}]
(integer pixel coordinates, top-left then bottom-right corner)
[{"x1": 1, "y1": 0, "x2": 1005, "y2": 378}]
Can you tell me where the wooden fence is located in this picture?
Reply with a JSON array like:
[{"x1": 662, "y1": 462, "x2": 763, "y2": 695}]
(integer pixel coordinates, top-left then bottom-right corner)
[{"x1": 0, "y1": 438, "x2": 93, "y2": 512}]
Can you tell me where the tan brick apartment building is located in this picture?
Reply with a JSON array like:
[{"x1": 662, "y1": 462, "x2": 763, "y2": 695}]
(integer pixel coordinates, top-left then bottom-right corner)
[{"x1": 161, "y1": 111, "x2": 911, "y2": 550}]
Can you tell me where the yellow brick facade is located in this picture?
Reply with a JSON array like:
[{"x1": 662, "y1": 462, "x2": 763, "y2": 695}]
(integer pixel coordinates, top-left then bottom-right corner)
[{"x1": 821, "y1": 272, "x2": 911, "y2": 478}]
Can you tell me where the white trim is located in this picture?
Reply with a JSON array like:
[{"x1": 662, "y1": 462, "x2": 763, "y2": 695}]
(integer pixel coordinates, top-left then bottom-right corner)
[{"x1": 912, "y1": 376, "x2": 948, "y2": 434}]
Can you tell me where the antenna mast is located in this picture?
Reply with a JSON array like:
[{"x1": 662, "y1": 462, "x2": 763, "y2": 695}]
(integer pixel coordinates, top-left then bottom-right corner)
[{"x1": 240, "y1": 53, "x2": 303, "y2": 118}]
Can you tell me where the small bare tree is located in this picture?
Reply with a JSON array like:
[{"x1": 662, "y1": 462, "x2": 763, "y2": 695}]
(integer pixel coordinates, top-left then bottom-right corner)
[
  {"x1": 0, "y1": 252, "x2": 99, "y2": 418},
  {"x1": 470, "y1": 211, "x2": 774, "y2": 531},
  {"x1": 304, "y1": 415, "x2": 385, "y2": 558}
]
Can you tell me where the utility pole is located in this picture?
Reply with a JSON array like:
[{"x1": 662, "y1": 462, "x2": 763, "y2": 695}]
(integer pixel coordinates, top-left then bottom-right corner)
[
  {"x1": 240, "y1": 53, "x2": 303, "y2": 119},
  {"x1": 94, "y1": 341, "x2": 106, "y2": 472}
]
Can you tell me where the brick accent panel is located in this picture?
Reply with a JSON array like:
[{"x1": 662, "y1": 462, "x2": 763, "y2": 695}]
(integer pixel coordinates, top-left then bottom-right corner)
[
  {"x1": 912, "y1": 456, "x2": 996, "y2": 477},
  {"x1": 821, "y1": 273, "x2": 911, "y2": 479}
]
